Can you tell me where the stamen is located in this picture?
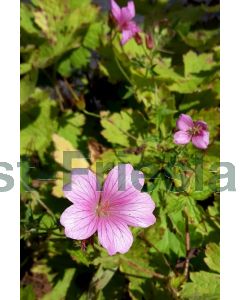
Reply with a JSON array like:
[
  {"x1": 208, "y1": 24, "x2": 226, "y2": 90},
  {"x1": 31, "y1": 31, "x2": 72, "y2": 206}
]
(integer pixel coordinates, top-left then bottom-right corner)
[
  {"x1": 189, "y1": 124, "x2": 201, "y2": 136},
  {"x1": 95, "y1": 200, "x2": 110, "y2": 217}
]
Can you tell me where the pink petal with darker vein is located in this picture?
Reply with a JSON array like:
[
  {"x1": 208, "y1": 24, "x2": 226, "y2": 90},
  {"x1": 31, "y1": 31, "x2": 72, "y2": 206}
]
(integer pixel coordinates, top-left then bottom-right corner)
[
  {"x1": 60, "y1": 204, "x2": 98, "y2": 240},
  {"x1": 102, "y1": 164, "x2": 144, "y2": 204},
  {"x1": 176, "y1": 114, "x2": 194, "y2": 131},
  {"x1": 195, "y1": 120, "x2": 208, "y2": 131},
  {"x1": 192, "y1": 131, "x2": 209, "y2": 149},
  {"x1": 63, "y1": 169, "x2": 100, "y2": 208},
  {"x1": 174, "y1": 131, "x2": 191, "y2": 145},
  {"x1": 108, "y1": 192, "x2": 156, "y2": 228},
  {"x1": 97, "y1": 217, "x2": 133, "y2": 255}
]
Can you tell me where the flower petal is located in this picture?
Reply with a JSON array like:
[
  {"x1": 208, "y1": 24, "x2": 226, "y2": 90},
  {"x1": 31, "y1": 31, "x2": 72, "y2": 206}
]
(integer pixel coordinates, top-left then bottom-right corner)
[
  {"x1": 192, "y1": 130, "x2": 209, "y2": 149},
  {"x1": 121, "y1": 3, "x2": 135, "y2": 23},
  {"x1": 110, "y1": 0, "x2": 121, "y2": 21},
  {"x1": 121, "y1": 29, "x2": 135, "y2": 45},
  {"x1": 108, "y1": 192, "x2": 156, "y2": 228},
  {"x1": 174, "y1": 131, "x2": 191, "y2": 145},
  {"x1": 102, "y1": 164, "x2": 144, "y2": 204},
  {"x1": 63, "y1": 169, "x2": 100, "y2": 208},
  {"x1": 195, "y1": 120, "x2": 208, "y2": 131},
  {"x1": 127, "y1": 1, "x2": 135, "y2": 19},
  {"x1": 97, "y1": 217, "x2": 133, "y2": 255},
  {"x1": 60, "y1": 204, "x2": 98, "y2": 240},
  {"x1": 176, "y1": 114, "x2": 194, "y2": 131}
]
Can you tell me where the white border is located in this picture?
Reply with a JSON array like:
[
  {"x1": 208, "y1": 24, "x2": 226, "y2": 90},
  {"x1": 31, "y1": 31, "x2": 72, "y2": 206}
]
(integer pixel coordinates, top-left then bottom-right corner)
[
  {"x1": 0, "y1": 1, "x2": 239, "y2": 299},
  {"x1": 0, "y1": 0, "x2": 20, "y2": 299},
  {"x1": 221, "y1": 1, "x2": 240, "y2": 299}
]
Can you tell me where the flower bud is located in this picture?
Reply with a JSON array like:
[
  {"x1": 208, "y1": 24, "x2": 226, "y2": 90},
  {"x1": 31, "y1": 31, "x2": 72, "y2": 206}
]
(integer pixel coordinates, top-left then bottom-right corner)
[
  {"x1": 145, "y1": 33, "x2": 154, "y2": 50},
  {"x1": 134, "y1": 32, "x2": 143, "y2": 45}
]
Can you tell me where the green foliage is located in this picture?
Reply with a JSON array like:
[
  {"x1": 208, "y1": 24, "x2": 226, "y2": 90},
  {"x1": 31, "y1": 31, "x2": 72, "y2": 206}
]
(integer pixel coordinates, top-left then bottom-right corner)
[
  {"x1": 204, "y1": 243, "x2": 220, "y2": 273},
  {"x1": 180, "y1": 271, "x2": 220, "y2": 300},
  {"x1": 88, "y1": 266, "x2": 117, "y2": 299},
  {"x1": 101, "y1": 111, "x2": 134, "y2": 147},
  {"x1": 42, "y1": 268, "x2": 76, "y2": 300},
  {"x1": 21, "y1": 285, "x2": 36, "y2": 300},
  {"x1": 183, "y1": 51, "x2": 216, "y2": 76},
  {"x1": 21, "y1": 89, "x2": 57, "y2": 161},
  {"x1": 20, "y1": 0, "x2": 220, "y2": 299},
  {"x1": 21, "y1": 0, "x2": 100, "y2": 72}
]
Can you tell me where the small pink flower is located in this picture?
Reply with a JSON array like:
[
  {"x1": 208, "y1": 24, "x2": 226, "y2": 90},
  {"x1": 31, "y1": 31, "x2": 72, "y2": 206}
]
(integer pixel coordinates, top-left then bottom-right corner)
[
  {"x1": 60, "y1": 164, "x2": 156, "y2": 255},
  {"x1": 174, "y1": 114, "x2": 209, "y2": 149},
  {"x1": 110, "y1": 0, "x2": 141, "y2": 45}
]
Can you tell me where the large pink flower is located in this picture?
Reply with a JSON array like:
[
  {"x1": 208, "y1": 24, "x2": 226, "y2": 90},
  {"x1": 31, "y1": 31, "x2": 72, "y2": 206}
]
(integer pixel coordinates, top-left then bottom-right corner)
[
  {"x1": 174, "y1": 114, "x2": 209, "y2": 149},
  {"x1": 110, "y1": 0, "x2": 141, "y2": 45},
  {"x1": 60, "y1": 164, "x2": 156, "y2": 255}
]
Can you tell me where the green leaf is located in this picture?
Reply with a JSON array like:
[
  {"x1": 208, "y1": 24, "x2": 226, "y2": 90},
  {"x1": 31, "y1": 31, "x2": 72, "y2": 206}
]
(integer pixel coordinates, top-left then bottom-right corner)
[
  {"x1": 100, "y1": 111, "x2": 133, "y2": 147},
  {"x1": 180, "y1": 271, "x2": 220, "y2": 300},
  {"x1": 146, "y1": 218, "x2": 185, "y2": 257},
  {"x1": 57, "y1": 58, "x2": 72, "y2": 77},
  {"x1": 39, "y1": 215, "x2": 55, "y2": 232},
  {"x1": 120, "y1": 34, "x2": 146, "y2": 57},
  {"x1": 70, "y1": 47, "x2": 91, "y2": 68},
  {"x1": 179, "y1": 29, "x2": 219, "y2": 50},
  {"x1": 169, "y1": 76, "x2": 204, "y2": 94},
  {"x1": 42, "y1": 268, "x2": 76, "y2": 300},
  {"x1": 58, "y1": 46, "x2": 92, "y2": 76},
  {"x1": 21, "y1": 89, "x2": 57, "y2": 161},
  {"x1": 83, "y1": 22, "x2": 103, "y2": 49},
  {"x1": 20, "y1": 70, "x2": 38, "y2": 105},
  {"x1": 165, "y1": 193, "x2": 187, "y2": 214},
  {"x1": 155, "y1": 227, "x2": 185, "y2": 257},
  {"x1": 100, "y1": 110, "x2": 148, "y2": 147},
  {"x1": 21, "y1": 285, "x2": 36, "y2": 300},
  {"x1": 128, "y1": 277, "x2": 172, "y2": 300},
  {"x1": 58, "y1": 112, "x2": 85, "y2": 147},
  {"x1": 204, "y1": 243, "x2": 220, "y2": 273},
  {"x1": 153, "y1": 62, "x2": 182, "y2": 82},
  {"x1": 184, "y1": 51, "x2": 216, "y2": 76},
  {"x1": 28, "y1": 0, "x2": 99, "y2": 69},
  {"x1": 20, "y1": 4, "x2": 39, "y2": 35},
  {"x1": 67, "y1": 249, "x2": 90, "y2": 266},
  {"x1": 98, "y1": 45, "x2": 124, "y2": 82},
  {"x1": 88, "y1": 266, "x2": 116, "y2": 300},
  {"x1": 20, "y1": 63, "x2": 32, "y2": 75},
  {"x1": 186, "y1": 197, "x2": 203, "y2": 225}
]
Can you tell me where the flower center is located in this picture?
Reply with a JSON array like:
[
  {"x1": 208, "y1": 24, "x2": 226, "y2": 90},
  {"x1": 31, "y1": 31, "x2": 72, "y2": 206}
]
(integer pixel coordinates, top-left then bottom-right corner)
[
  {"x1": 95, "y1": 200, "x2": 110, "y2": 217},
  {"x1": 189, "y1": 124, "x2": 201, "y2": 136}
]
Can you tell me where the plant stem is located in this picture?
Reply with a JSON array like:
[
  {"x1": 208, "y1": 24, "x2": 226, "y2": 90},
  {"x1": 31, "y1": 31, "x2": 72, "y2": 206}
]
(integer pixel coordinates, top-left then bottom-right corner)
[
  {"x1": 64, "y1": 79, "x2": 101, "y2": 118},
  {"x1": 55, "y1": 85, "x2": 65, "y2": 112},
  {"x1": 120, "y1": 257, "x2": 166, "y2": 280},
  {"x1": 82, "y1": 109, "x2": 101, "y2": 119},
  {"x1": 183, "y1": 207, "x2": 191, "y2": 280},
  {"x1": 114, "y1": 54, "x2": 133, "y2": 86},
  {"x1": 53, "y1": 62, "x2": 65, "y2": 112},
  {"x1": 63, "y1": 79, "x2": 79, "y2": 102}
]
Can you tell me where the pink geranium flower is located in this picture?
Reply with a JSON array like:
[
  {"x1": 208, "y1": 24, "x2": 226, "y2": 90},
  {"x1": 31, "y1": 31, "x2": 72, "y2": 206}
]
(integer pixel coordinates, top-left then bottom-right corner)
[
  {"x1": 174, "y1": 114, "x2": 209, "y2": 149},
  {"x1": 110, "y1": 0, "x2": 141, "y2": 45},
  {"x1": 60, "y1": 164, "x2": 156, "y2": 255}
]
